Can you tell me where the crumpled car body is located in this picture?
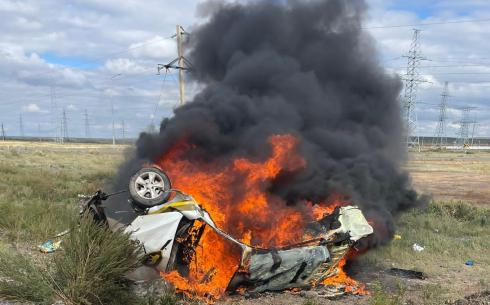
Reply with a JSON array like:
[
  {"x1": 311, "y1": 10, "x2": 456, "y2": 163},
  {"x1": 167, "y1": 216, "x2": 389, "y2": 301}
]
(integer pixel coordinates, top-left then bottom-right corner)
[
  {"x1": 122, "y1": 190, "x2": 373, "y2": 293},
  {"x1": 81, "y1": 168, "x2": 373, "y2": 294}
]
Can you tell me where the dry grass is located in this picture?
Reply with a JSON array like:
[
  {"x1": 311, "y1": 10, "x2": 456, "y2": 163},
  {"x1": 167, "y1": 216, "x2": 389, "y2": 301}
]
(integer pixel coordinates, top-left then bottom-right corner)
[
  {"x1": 406, "y1": 150, "x2": 490, "y2": 205},
  {"x1": 360, "y1": 200, "x2": 490, "y2": 302},
  {"x1": 1, "y1": 141, "x2": 489, "y2": 305},
  {"x1": 0, "y1": 215, "x2": 143, "y2": 305},
  {"x1": 0, "y1": 141, "x2": 125, "y2": 242}
]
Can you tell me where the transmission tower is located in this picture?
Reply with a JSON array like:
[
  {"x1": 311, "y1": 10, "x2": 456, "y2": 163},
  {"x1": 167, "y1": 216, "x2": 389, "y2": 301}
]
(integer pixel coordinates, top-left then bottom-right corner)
[
  {"x1": 1, "y1": 122, "x2": 5, "y2": 141},
  {"x1": 19, "y1": 114, "x2": 24, "y2": 137},
  {"x1": 402, "y1": 29, "x2": 427, "y2": 150},
  {"x1": 456, "y1": 107, "x2": 476, "y2": 147},
  {"x1": 84, "y1": 109, "x2": 90, "y2": 138},
  {"x1": 471, "y1": 122, "x2": 479, "y2": 146},
  {"x1": 433, "y1": 81, "x2": 449, "y2": 148},
  {"x1": 50, "y1": 85, "x2": 60, "y2": 142},
  {"x1": 61, "y1": 108, "x2": 68, "y2": 143},
  {"x1": 121, "y1": 120, "x2": 126, "y2": 140}
]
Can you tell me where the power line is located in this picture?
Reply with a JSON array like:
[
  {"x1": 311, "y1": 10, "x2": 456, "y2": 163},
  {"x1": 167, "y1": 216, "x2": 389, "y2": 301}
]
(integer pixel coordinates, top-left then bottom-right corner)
[
  {"x1": 61, "y1": 108, "x2": 68, "y2": 143},
  {"x1": 38, "y1": 123, "x2": 42, "y2": 142},
  {"x1": 84, "y1": 109, "x2": 90, "y2": 138},
  {"x1": 121, "y1": 120, "x2": 126, "y2": 140},
  {"x1": 19, "y1": 113, "x2": 24, "y2": 137},
  {"x1": 1, "y1": 122, "x2": 5, "y2": 141},
  {"x1": 158, "y1": 25, "x2": 191, "y2": 106},
  {"x1": 365, "y1": 17, "x2": 490, "y2": 30},
  {"x1": 433, "y1": 81, "x2": 449, "y2": 148}
]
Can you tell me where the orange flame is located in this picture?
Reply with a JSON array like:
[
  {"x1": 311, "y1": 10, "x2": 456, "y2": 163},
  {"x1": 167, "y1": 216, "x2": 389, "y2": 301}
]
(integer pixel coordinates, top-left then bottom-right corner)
[
  {"x1": 156, "y1": 134, "x2": 365, "y2": 301},
  {"x1": 322, "y1": 255, "x2": 368, "y2": 295}
]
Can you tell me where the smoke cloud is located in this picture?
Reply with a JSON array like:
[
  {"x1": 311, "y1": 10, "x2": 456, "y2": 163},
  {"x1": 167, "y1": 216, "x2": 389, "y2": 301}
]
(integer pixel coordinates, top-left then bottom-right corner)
[{"x1": 117, "y1": 0, "x2": 425, "y2": 244}]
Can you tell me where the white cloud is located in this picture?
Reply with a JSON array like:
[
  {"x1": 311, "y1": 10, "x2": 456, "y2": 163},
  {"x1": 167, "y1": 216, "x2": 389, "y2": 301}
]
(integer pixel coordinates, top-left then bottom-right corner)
[
  {"x1": 22, "y1": 103, "x2": 41, "y2": 113},
  {"x1": 0, "y1": 0, "x2": 490, "y2": 138},
  {"x1": 104, "y1": 58, "x2": 149, "y2": 75}
]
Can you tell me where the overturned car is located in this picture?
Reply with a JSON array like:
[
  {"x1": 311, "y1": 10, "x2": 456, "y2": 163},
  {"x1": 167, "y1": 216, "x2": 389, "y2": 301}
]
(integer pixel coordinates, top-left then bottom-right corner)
[{"x1": 82, "y1": 166, "x2": 373, "y2": 297}]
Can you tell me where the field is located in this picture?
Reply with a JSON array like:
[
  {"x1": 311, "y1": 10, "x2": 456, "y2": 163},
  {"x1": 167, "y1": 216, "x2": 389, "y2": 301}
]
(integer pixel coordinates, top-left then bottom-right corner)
[
  {"x1": 0, "y1": 141, "x2": 489, "y2": 305},
  {"x1": 407, "y1": 150, "x2": 490, "y2": 206}
]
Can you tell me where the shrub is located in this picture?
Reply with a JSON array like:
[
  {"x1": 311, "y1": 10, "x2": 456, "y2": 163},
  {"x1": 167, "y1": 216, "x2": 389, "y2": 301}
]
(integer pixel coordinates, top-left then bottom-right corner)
[
  {"x1": 0, "y1": 215, "x2": 144, "y2": 305},
  {"x1": 0, "y1": 248, "x2": 53, "y2": 304},
  {"x1": 53, "y1": 214, "x2": 143, "y2": 305}
]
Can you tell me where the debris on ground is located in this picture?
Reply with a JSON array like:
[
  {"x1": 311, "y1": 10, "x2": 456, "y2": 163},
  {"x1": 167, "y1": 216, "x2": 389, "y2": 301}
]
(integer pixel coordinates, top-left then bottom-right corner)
[
  {"x1": 38, "y1": 240, "x2": 62, "y2": 253},
  {"x1": 393, "y1": 234, "x2": 402, "y2": 240},
  {"x1": 465, "y1": 260, "x2": 475, "y2": 266},
  {"x1": 447, "y1": 290, "x2": 490, "y2": 305},
  {"x1": 385, "y1": 268, "x2": 427, "y2": 280},
  {"x1": 412, "y1": 243, "x2": 425, "y2": 252}
]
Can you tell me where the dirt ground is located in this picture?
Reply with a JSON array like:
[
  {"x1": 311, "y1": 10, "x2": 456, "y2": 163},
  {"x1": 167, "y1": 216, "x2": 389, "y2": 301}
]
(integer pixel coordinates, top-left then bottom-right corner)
[
  {"x1": 1, "y1": 142, "x2": 489, "y2": 305},
  {"x1": 407, "y1": 150, "x2": 490, "y2": 207}
]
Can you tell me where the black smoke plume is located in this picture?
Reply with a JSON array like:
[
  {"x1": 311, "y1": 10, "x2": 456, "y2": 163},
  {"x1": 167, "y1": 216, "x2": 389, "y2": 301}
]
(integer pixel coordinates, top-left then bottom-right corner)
[{"x1": 116, "y1": 0, "x2": 425, "y2": 245}]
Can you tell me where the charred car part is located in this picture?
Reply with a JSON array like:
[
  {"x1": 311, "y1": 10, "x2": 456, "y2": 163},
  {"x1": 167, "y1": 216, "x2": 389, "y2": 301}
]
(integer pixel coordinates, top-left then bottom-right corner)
[{"x1": 79, "y1": 167, "x2": 374, "y2": 294}]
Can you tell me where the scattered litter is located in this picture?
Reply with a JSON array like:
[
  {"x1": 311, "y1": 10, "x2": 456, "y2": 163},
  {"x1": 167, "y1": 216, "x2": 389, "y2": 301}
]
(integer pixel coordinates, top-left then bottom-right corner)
[
  {"x1": 39, "y1": 240, "x2": 62, "y2": 253},
  {"x1": 465, "y1": 260, "x2": 474, "y2": 266},
  {"x1": 393, "y1": 234, "x2": 402, "y2": 240},
  {"x1": 385, "y1": 268, "x2": 427, "y2": 280},
  {"x1": 54, "y1": 229, "x2": 70, "y2": 238},
  {"x1": 412, "y1": 243, "x2": 425, "y2": 252}
]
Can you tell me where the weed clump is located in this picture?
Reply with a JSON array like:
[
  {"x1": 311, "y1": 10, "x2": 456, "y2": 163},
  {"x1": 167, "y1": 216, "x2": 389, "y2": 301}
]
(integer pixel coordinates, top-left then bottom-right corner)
[
  {"x1": 0, "y1": 248, "x2": 53, "y2": 304},
  {"x1": 0, "y1": 215, "x2": 144, "y2": 305},
  {"x1": 53, "y1": 214, "x2": 142, "y2": 305}
]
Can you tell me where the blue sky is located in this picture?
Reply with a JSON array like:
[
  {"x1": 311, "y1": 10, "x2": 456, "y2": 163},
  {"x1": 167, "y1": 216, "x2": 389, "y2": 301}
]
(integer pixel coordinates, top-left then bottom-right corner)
[
  {"x1": 1, "y1": 0, "x2": 490, "y2": 139},
  {"x1": 41, "y1": 52, "x2": 99, "y2": 69}
]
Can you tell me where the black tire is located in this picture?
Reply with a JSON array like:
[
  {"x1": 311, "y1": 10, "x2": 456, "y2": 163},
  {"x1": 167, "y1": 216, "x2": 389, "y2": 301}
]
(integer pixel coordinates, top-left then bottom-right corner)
[{"x1": 129, "y1": 167, "x2": 171, "y2": 208}]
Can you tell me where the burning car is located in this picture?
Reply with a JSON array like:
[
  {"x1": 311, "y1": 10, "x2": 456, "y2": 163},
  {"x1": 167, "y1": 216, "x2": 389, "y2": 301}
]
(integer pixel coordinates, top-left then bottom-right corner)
[{"x1": 82, "y1": 163, "x2": 373, "y2": 301}]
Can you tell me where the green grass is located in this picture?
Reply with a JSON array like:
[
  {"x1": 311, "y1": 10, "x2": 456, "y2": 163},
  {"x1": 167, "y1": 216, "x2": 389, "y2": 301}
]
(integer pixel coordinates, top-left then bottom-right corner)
[
  {"x1": 53, "y1": 214, "x2": 142, "y2": 305},
  {"x1": 0, "y1": 214, "x2": 143, "y2": 305},
  {"x1": 0, "y1": 144, "x2": 124, "y2": 242},
  {"x1": 362, "y1": 200, "x2": 490, "y2": 302},
  {"x1": 0, "y1": 246, "x2": 53, "y2": 304},
  {"x1": 141, "y1": 291, "x2": 180, "y2": 305},
  {"x1": 369, "y1": 282, "x2": 406, "y2": 305},
  {"x1": 1, "y1": 142, "x2": 489, "y2": 304},
  {"x1": 362, "y1": 201, "x2": 490, "y2": 272}
]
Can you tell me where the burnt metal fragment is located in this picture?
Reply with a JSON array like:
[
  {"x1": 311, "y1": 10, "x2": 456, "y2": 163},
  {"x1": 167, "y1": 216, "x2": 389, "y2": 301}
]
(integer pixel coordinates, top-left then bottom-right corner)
[{"x1": 385, "y1": 268, "x2": 427, "y2": 280}]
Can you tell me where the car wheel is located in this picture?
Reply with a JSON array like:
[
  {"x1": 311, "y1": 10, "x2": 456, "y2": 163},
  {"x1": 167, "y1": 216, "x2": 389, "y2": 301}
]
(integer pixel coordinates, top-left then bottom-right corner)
[{"x1": 129, "y1": 167, "x2": 171, "y2": 207}]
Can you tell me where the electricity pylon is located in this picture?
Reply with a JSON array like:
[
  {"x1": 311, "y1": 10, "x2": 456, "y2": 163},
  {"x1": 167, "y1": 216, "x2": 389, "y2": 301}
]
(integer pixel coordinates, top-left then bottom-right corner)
[
  {"x1": 433, "y1": 81, "x2": 449, "y2": 149},
  {"x1": 402, "y1": 29, "x2": 427, "y2": 150}
]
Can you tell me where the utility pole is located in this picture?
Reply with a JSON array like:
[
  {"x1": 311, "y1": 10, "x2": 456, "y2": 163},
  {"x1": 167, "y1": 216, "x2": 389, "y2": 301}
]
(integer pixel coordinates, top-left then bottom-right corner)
[
  {"x1": 61, "y1": 108, "x2": 68, "y2": 144},
  {"x1": 38, "y1": 123, "x2": 41, "y2": 142},
  {"x1": 84, "y1": 109, "x2": 90, "y2": 138},
  {"x1": 176, "y1": 25, "x2": 185, "y2": 106},
  {"x1": 19, "y1": 114, "x2": 24, "y2": 137},
  {"x1": 1, "y1": 122, "x2": 5, "y2": 141},
  {"x1": 433, "y1": 81, "x2": 449, "y2": 149},
  {"x1": 402, "y1": 29, "x2": 427, "y2": 151},
  {"x1": 158, "y1": 25, "x2": 190, "y2": 106},
  {"x1": 50, "y1": 85, "x2": 59, "y2": 142},
  {"x1": 108, "y1": 73, "x2": 122, "y2": 145},
  {"x1": 121, "y1": 120, "x2": 126, "y2": 140},
  {"x1": 111, "y1": 101, "x2": 116, "y2": 145}
]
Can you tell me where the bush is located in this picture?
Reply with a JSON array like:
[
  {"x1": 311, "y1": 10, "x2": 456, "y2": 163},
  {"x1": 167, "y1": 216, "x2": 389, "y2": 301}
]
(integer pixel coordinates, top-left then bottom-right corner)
[
  {"x1": 0, "y1": 215, "x2": 144, "y2": 305},
  {"x1": 53, "y1": 214, "x2": 143, "y2": 305},
  {"x1": 0, "y1": 248, "x2": 53, "y2": 304}
]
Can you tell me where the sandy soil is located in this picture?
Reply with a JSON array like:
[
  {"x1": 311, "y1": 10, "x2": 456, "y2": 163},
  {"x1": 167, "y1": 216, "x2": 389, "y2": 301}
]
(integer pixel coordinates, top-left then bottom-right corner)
[{"x1": 407, "y1": 150, "x2": 490, "y2": 207}]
